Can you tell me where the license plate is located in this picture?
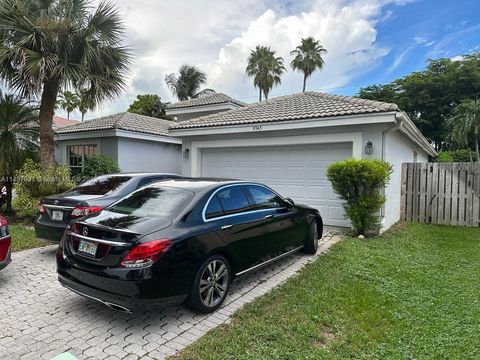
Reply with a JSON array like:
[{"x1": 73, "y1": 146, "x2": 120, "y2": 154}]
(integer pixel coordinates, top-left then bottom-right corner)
[
  {"x1": 78, "y1": 240, "x2": 98, "y2": 256},
  {"x1": 51, "y1": 210, "x2": 63, "y2": 221}
]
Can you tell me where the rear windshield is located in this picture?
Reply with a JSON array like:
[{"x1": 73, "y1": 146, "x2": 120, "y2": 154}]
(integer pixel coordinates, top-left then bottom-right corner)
[
  {"x1": 68, "y1": 176, "x2": 132, "y2": 196},
  {"x1": 107, "y1": 187, "x2": 193, "y2": 218}
]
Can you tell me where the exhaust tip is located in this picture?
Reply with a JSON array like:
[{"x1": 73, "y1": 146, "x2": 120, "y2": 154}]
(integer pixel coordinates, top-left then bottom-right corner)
[{"x1": 104, "y1": 302, "x2": 132, "y2": 313}]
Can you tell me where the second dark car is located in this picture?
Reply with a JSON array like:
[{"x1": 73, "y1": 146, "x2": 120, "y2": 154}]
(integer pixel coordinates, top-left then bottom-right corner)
[
  {"x1": 35, "y1": 173, "x2": 181, "y2": 242},
  {"x1": 57, "y1": 178, "x2": 323, "y2": 313}
]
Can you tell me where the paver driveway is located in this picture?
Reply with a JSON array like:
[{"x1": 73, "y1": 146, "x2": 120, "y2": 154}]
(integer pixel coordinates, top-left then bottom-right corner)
[{"x1": 0, "y1": 229, "x2": 342, "y2": 360}]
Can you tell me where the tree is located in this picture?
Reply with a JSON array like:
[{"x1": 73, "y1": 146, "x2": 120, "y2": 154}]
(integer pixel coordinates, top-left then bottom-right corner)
[
  {"x1": 446, "y1": 99, "x2": 480, "y2": 161},
  {"x1": 358, "y1": 53, "x2": 480, "y2": 150},
  {"x1": 0, "y1": 92, "x2": 38, "y2": 213},
  {"x1": 246, "y1": 46, "x2": 286, "y2": 101},
  {"x1": 128, "y1": 94, "x2": 168, "y2": 119},
  {"x1": 290, "y1": 37, "x2": 327, "y2": 92},
  {"x1": 0, "y1": 0, "x2": 131, "y2": 168},
  {"x1": 57, "y1": 91, "x2": 79, "y2": 120},
  {"x1": 165, "y1": 65, "x2": 207, "y2": 101},
  {"x1": 76, "y1": 88, "x2": 94, "y2": 122}
]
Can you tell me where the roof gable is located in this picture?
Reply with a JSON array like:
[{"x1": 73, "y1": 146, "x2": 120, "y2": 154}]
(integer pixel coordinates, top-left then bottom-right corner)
[{"x1": 170, "y1": 92, "x2": 399, "y2": 130}]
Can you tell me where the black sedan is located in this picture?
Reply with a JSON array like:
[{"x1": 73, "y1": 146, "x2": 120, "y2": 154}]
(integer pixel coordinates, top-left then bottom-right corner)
[
  {"x1": 57, "y1": 179, "x2": 323, "y2": 313},
  {"x1": 35, "y1": 173, "x2": 181, "y2": 242}
]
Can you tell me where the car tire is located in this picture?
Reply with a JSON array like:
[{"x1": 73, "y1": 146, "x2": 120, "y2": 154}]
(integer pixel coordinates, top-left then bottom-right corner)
[
  {"x1": 187, "y1": 254, "x2": 231, "y2": 313},
  {"x1": 303, "y1": 220, "x2": 319, "y2": 254}
]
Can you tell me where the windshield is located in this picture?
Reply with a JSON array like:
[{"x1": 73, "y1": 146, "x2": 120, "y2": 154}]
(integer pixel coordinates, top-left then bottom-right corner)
[
  {"x1": 68, "y1": 176, "x2": 132, "y2": 196},
  {"x1": 107, "y1": 187, "x2": 194, "y2": 218}
]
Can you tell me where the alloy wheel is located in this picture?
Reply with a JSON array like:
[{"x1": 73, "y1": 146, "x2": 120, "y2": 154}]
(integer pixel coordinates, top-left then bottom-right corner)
[{"x1": 199, "y1": 259, "x2": 229, "y2": 308}]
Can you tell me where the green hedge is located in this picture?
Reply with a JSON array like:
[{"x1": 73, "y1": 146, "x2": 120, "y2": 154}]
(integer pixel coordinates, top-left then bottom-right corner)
[
  {"x1": 436, "y1": 149, "x2": 472, "y2": 162},
  {"x1": 327, "y1": 159, "x2": 392, "y2": 236},
  {"x1": 13, "y1": 160, "x2": 75, "y2": 219}
]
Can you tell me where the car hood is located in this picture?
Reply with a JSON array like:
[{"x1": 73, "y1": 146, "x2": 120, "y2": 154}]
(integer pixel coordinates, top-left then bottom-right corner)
[{"x1": 79, "y1": 210, "x2": 172, "y2": 234}]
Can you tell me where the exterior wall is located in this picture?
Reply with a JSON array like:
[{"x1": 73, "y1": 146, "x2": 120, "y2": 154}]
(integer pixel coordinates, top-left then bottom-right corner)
[
  {"x1": 117, "y1": 137, "x2": 181, "y2": 174},
  {"x1": 383, "y1": 128, "x2": 429, "y2": 230}
]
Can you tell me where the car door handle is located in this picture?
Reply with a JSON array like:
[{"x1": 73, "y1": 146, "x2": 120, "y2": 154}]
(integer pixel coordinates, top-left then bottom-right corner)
[
  {"x1": 264, "y1": 214, "x2": 274, "y2": 220},
  {"x1": 221, "y1": 224, "x2": 233, "y2": 231}
]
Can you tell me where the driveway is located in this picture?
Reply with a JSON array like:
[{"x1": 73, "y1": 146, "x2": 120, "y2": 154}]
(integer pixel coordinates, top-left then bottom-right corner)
[{"x1": 0, "y1": 229, "x2": 342, "y2": 360}]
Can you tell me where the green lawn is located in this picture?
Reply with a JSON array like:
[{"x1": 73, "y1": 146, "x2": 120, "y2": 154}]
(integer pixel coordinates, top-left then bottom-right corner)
[
  {"x1": 9, "y1": 224, "x2": 47, "y2": 252},
  {"x1": 175, "y1": 223, "x2": 480, "y2": 359}
]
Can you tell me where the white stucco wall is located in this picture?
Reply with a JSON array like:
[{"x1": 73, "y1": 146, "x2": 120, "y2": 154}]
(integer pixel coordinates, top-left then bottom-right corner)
[
  {"x1": 383, "y1": 128, "x2": 429, "y2": 230},
  {"x1": 117, "y1": 137, "x2": 181, "y2": 174}
]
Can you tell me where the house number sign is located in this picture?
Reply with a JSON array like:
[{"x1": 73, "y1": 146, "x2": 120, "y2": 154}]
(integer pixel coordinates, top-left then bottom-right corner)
[{"x1": 252, "y1": 125, "x2": 263, "y2": 131}]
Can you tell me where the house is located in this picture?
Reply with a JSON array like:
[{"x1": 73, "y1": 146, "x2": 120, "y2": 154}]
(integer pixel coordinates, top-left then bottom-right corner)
[
  {"x1": 52, "y1": 116, "x2": 80, "y2": 129},
  {"x1": 169, "y1": 91, "x2": 436, "y2": 231},
  {"x1": 54, "y1": 112, "x2": 181, "y2": 176},
  {"x1": 165, "y1": 90, "x2": 246, "y2": 122}
]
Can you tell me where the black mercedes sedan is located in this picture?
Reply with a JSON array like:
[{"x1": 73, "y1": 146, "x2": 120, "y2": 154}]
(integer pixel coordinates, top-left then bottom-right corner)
[
  {"x1": 57, "y1": 179, "x2": 323, "y2": 313},
  {"x1": 35, "y1": 173, "x2": 181, "y2": 242}
]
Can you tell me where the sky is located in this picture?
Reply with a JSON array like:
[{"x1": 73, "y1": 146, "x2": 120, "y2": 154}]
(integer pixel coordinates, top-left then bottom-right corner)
[{"x1": 65, "y1": 0, "x2": 480, "y2": 120}]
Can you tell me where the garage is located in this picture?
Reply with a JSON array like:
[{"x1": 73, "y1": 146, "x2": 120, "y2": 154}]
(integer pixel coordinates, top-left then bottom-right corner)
[
  {"x1": 170, "y1": 91, "x2": 436, "y2": 232},
  {"x1": 200, "y1": 143, "x2": 352, "y2": 227}
]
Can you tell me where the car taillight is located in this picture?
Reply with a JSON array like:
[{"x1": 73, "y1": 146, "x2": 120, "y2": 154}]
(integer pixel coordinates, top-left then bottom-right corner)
[
  {"x1": 70, "y1": 206, "x2": 103, "y2": 218},
  {"x1": 120, "y1": 239, "x2": 172, "y2": 269},
  {"x1": 38, "y1": 203, "x2": 45, "y2": 214}
]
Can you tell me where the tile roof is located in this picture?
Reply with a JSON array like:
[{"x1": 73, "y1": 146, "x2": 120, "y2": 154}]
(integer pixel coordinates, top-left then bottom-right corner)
[
  {"x1": 53, "y1": 116, "x2": 79, "y2": 129},
  {"x1": 55, "y1": 112, "x2": 176, "y2": 137},
  {"x1": 166, "y1": 92, "x2": 246, "y2": 110},
  {"x1": 170, "y1": 92, "x2": 399, "y2": 130}
]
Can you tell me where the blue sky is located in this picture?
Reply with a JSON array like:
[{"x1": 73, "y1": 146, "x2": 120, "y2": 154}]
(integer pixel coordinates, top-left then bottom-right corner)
[
  {"x1": 338, "y1": 0, "x2": 480, "y2": 95},
  {"x1": 66, "y1": 0, "x2": 480, "y2": 118}
]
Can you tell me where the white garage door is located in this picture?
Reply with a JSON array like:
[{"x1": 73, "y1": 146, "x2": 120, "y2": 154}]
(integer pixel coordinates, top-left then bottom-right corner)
[{"x1": 201, "y1": 143, "x2": 352, "y2": 227}]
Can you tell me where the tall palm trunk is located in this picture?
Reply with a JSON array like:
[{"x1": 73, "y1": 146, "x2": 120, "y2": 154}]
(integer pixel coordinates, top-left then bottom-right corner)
[
  {"x1": 302, "y1": 73, "x2": 307, "y2": 92},
  {"x1": 39, "y1": 78, "x2": 59, "y2": 169},
  {"x1": 259, "y1": 88, "x2": 262, "y2": 102},
  {"x1": 4, "y1": 176, "x2": 12, "y2": 214}
]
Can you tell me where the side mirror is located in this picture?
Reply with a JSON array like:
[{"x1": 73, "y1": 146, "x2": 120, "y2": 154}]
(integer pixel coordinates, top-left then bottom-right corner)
[{"x1": 284, "y1": 197, "x2": 295, "y2": 206}]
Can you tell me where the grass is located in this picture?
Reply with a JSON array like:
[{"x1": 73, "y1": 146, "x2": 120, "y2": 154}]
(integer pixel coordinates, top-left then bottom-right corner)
[
  {"x1": 175, "y1": 223, "x2": 480, "y2": 359},
  {"x1": 9, "y1": 223, "x2": 47, "y2": 252}
]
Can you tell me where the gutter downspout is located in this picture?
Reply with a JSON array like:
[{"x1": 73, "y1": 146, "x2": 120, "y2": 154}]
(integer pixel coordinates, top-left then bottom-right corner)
[{"x1": 379, "y1": 115, "x2": 404, "y2": 228}]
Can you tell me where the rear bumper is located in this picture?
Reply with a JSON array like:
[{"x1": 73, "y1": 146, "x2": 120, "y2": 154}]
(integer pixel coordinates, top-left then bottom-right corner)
[
  {"x1": 34, "y1": 218, "x2": 67, "y2": 242},
  {"x1": 57, "y1": 254, "x2": 189, "y2": 312}
]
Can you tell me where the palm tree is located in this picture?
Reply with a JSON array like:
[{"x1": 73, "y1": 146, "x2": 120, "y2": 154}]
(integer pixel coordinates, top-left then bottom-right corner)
[
  {"x1": 165, "y1": 65, "x2": 207, "y2": 101},
  {"x1": 446, "y1": 99, "x2": 480, "y2": 161},
  {"x1": 76, "y1": 88, "x2": 95, "y2": 121},
  {"x1": 246, "y1": 46, "x2": 286, "y2": 101},
  {"x1": 0, "y1": 0, "x2": 131, "y2": 169},
  {"x1": 57, "y1": 91, "x2": 79, "y2": 120},
  {"x1": 290, "y1": 37, "x2": 327, "y2": 92},
  {"x1": 0, "y1": 92, "x2": 38, "y2": 214}
]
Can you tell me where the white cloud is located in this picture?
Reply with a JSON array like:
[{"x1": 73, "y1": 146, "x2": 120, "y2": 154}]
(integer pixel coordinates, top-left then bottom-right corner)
[{"x1": 68, "y1": 0, "x2": 398, "y2": 119}]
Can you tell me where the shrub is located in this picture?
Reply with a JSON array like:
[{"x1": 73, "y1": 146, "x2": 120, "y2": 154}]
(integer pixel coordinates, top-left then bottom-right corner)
[
  {"x1": 13, "y1": 159, "x2": 75, "y2": 219},
  {"x1": 327, "y1": 159, "x2": 392, "y2": 236},
  {"x1": 77, "y1": 154, "x2": 120, "y2": 182},
  {"x1": 436, "y1": 149, "x2": 472, "y2": 162}
]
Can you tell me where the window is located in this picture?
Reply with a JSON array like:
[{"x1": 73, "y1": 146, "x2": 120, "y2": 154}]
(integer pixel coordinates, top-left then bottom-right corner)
[
  {"x1": 205, "y1": 196, "x2": 224, "y2": 219},
  {"x1": 245, "y1": 185, "x2": 283, "y2": 209},
  {"x1": 68, "y1": 176, "x2": 131, "y2": 196},
  {"x1": 215, "y1": 186, "x2": 251, "y2": 215},
  {"x1": 108, "y1": 187, "x2": 194, "y2": 219},
  {"x1": 67, "y1": 145, "x2": 97, "y2": 177}
]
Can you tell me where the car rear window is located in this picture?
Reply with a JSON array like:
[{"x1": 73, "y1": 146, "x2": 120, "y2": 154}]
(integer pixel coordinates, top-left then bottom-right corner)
[
  {"x1": 68, "y1": 176, "x2": 132, "y2": 195},
  {"x1": 108, "y1": 187, "x2": 193, "y2": 218}
]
